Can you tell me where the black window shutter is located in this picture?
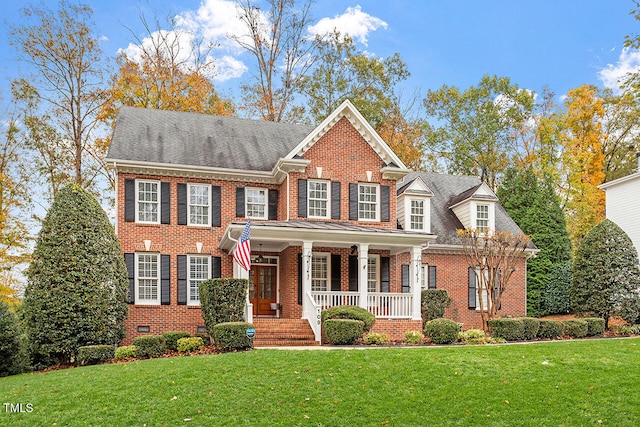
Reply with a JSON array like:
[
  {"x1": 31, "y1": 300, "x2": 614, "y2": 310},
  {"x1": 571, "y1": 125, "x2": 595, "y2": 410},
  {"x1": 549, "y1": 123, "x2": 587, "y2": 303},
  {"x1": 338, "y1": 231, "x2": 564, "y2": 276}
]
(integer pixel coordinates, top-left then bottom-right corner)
[
  {"x1": 348, "y1": 255, "x2": 358, "y2": 291},
  {"x1": 211, "y1": 256, "x2": 222, "y2": 278},
  {"x1": 236, "y1": 187, "x2": 245, "y2": 217},
  {"x1": 177, "y1": 183, "x2": 187, "y2": 225},
  {"x1": 381, "y1": 185, "x2": 390, "y2": 222},
  {"x1": 161, "y1": 182, "x2": 171, "y2": 224},
  {"x1": 331, "y1": 181, "x2": 341, "y2": 219},
  {"x1": 124, "y1": 179, "x2": 135, "y2": 222},
  {"x1": 429, "y1": 265, "x2": 437, "y2": 289},
  {"x1": 349, "y1": 183, "x2": 358, "y2": 220},
  {"x1": 381, "y1": 257, "x2": 390, "y2": 292},
  {"x1": 468, "y1": 267, "x2": 477, "y2": 309},
  {"x1": 268, "y1": 189, "x2": 278, "y2": 220},
  {"x1": 297, "y1": 253, "x2": 302, "y2": 305},
  {"x1": 298, "y1": 179, "x2": 307, "y2": 218},
  {"x1": 124, "y1": 253, "x2": 135, "y2": 304},
  {"x1": 401, "y1": 264, "x2": 410, "y2": 293},
  {"x1": 211, "y1": 186, "x2": 221, "y2": 227},
  {"x1": 160, "y1": 254, "x2": 171, "y2": 305},
  {"x1": 177, "y1": 255, "x2": 187, "y2": 305},
  {"x1": 331, "y1": 254, "x2": 341, "y2": 291}
]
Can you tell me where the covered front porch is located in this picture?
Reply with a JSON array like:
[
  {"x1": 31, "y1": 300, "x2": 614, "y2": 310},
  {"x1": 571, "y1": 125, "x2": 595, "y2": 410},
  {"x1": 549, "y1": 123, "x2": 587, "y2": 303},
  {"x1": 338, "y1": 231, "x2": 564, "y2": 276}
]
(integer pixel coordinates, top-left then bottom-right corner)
[{"x1": 220, "y1": 220, "x2": 434, "y2": 344}]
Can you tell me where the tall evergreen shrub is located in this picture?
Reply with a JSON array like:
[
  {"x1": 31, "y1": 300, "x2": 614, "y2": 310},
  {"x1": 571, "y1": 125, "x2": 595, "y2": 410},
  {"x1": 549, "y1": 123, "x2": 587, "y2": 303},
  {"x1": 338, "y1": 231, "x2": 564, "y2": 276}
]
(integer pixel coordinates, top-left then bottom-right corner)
[
  {"x1": 199, "y1": 278, "x2": 247, "y2": 336},
  {"x1": 22, "y1": 184, "x2": 129, "y2": 366}
]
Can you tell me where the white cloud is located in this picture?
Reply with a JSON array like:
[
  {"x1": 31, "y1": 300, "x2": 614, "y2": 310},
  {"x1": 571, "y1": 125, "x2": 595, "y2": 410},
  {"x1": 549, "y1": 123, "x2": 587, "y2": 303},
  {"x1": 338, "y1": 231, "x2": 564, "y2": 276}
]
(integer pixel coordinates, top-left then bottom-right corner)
[
  {"x1": 597, "y1": 47, "x2": 640, "y2": 93},
  {"x1": 212, "y1": 55, "x2": 249, "y2": 82},
  {"x1": 308, "y1": 5, "x2": 387, "y2": 46}
]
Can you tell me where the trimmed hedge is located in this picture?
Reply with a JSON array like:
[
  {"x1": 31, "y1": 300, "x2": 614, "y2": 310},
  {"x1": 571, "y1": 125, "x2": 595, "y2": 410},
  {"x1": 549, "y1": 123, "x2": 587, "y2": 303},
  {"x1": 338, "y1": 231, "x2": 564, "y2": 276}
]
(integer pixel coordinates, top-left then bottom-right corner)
[
  {"x1": 424, "y1": 318, "x2": 461, "y2": 344},
  {"x1": 488, "y1": 318, "x2": 525, "y2": 341},
  {"x1": 537, "y1": 319, "x2": 564, "y2": 339},
  {"x1": 211, "y1": 322, "x2": 254, "y2": 352},
  {"x1": 114, "y1": 345, "x2": 137, "y2": 360},
  {"x1": 364, "y1": 332, "x2": 390, "y2": 345},
  {"x1": 324, "y1": 319, "x2": 364, "y2": 345},
  {"x1": 133, "y1": 335, "x2": 167, "y2": 358},
  {"x1": 177, "y1": 337, "x2": 204, "y2": 353},
  {"x1": 76, "y1": 345, "x2": 114, "y2": 366},
  {"x1": 421, "y1": 289, "x2": 452, "y2": 325},
  {"x1": 321, "y1": 306, "x2": 375, "y2": 333},
  {"x1": 584, "y1": 318, "x2": 605, "y2": 336},
  {"x1": 162, "y1": 331, "x2": 191, "y2": 351},
  {"x1": 199, "y1": 278, "x2": 248, "y2": 335},
  {"x1": 562, "y1": 319, "x2": 588, "y2": 338},
  {"x1": 519, "y1": 317, "x2": 541, "y2": 340}
]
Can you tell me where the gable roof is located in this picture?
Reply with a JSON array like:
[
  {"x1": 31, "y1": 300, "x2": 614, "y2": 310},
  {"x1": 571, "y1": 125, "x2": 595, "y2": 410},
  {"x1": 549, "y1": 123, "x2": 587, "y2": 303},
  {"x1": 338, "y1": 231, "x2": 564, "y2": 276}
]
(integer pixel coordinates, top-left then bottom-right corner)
[
  {"x1": 399, "y1": 172, "x2": 529, "y2": 247},
  {"x1": 106, "y1": 106, "x2": 315, "y2": 172},
  {"x1": 448, "y1": 182, "x2": 498, "y2": 208}
]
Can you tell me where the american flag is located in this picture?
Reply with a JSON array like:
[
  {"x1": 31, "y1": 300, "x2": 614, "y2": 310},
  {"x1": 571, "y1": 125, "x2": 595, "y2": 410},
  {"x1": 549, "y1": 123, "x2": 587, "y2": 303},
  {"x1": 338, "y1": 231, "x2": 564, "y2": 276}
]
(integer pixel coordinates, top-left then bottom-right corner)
[{"x1": 233, "y1": 219, "x2": 251, "y2": 271}]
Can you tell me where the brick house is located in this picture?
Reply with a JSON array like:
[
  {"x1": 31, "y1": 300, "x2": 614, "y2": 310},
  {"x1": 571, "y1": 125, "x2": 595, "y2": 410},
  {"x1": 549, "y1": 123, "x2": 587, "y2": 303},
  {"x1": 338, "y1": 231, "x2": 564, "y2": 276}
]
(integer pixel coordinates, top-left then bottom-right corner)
[{"x1": 106, "y1": 100, "x2": 534, "y2": 346}]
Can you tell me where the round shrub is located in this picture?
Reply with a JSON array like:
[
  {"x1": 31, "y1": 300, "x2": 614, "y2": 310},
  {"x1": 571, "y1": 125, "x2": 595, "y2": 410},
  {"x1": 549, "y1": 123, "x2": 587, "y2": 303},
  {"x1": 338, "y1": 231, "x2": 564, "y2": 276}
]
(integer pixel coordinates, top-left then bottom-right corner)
[
  {"x1": 488, "y1": 318, "x2": 525, "y2": 341},
  {"x1": 517, "y1": 317, "x2": 541, "y2": 340},
  {"x1": 424, "y1": 318, "x2": 461, "y2": 344},
  {"x1": 324, "y1": 319, "x2": 364, "y2": 345},
  {"x1": 458, "y1": 329, "x2": 486, "y2": 344},
  {"x1": 133, "y1": 335, "x2": 167, "y2": 358},
  {"x1": 211, "y1": 322, "x2": 254, "y2": 352},
  {"x1": 114, "y1": 345, "x2": 137, "y2": 360},
  {"x1": 321, "y1": 306, "x2": 375, "y2": 333},
  {"x1": 403, "y1": 330, "x2": 424, "y2": 345},
  {"x1": 162, "y1": 331, "x2": 191, "y2": 351},
  {"x1": 177, "y1": 337, "x2": 204, "y2": 353},
  {"x1": 76, "y1": 345, "x2": 114, "y2": 366},
  {"x1": 562, "y1": 319, "x2": 588, "y2": 338},
  {"x1": 364, "y1": 332, "x2": 389, "y2": 345},
  {"x1": 583, "y1": 318, "x2": 605, "y2": 336},
  {"x1": 537, "y1": 319, "x2": 564, "y2": 339}
]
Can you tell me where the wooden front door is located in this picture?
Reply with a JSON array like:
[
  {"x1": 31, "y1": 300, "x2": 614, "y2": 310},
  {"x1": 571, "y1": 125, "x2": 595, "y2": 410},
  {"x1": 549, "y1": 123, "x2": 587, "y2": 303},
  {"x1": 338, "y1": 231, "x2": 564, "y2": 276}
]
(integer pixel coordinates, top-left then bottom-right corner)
[{"x1": 249, "y1": 265, "x2": 277, "y2": 316}]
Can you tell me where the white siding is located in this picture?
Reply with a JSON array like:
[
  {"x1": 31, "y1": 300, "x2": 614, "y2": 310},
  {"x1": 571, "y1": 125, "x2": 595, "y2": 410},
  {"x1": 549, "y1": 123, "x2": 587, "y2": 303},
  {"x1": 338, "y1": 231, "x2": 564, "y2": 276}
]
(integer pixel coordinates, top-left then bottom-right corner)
[
  {"x1": 605, "y1": 177, "x2": 640, "y2": 255},
  {"x1": 397, "y1": 194, "x2": 406, "y2": 229},
  {"x1": 452, "y1": 201, "x2": 471, "y2": 229}
]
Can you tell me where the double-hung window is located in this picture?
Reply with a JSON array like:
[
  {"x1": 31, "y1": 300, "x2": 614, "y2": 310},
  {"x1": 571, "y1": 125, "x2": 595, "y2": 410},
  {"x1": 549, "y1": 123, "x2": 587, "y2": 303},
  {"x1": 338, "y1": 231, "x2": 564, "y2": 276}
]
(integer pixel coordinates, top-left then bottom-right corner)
[
  {"x1": 246, "y1": 188, "x2": 267, "y2": 219},
  {"x1": 476, "y1": 204, "x2": 489, "y2": 232},
  {"x1": 188, "y1": 184, "x2": 211, "y2": 226},
  {"x1": 410, "y1": 199, "x2": 425, "y2": 231},
  {"x1": 311, "y1": 253, "x2": 329, "y2": 291},
  {"x1": 136, "y1": 253, "x2": 160, "y2": 304},
  {"x1": 358, "y1": 184, "x2": 379, "y2": 221},
  {"x1": 308, "y1": 180, "x2": 329, "y2": 218},
  {"x1": 137, "y1": 180, "x2": 159, "y2": 223},
  {"x1": 367, "y1": 255, "x2": 380, "y2": 292},
  {"x1": 188, "y1": 255, "x2": 209, "y2": 305}
]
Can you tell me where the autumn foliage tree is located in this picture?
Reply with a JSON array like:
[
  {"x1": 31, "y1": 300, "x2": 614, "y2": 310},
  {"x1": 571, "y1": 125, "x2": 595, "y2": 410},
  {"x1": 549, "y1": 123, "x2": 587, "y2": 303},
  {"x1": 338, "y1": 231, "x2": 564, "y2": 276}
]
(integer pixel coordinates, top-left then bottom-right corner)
[{"x1": 457, "y1": 229, "x2": 531, "y2": 331}]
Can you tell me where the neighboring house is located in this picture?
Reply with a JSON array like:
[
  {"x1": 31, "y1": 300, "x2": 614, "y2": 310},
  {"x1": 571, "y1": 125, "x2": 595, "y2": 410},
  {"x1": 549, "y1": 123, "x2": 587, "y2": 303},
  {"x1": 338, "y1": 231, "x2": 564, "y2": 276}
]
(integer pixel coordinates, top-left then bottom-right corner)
[
  {"x1": 106, "y1": 100, "x2": 533, "y2": 346},
  {"x1": 600, "y1": 160, "x2": 640, "y2": 256}
]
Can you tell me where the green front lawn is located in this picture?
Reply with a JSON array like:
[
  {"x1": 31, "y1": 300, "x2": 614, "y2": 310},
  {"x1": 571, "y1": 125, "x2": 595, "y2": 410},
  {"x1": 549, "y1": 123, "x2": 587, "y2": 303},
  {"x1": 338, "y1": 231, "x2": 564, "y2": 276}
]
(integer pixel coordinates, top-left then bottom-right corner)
[{"x1": 1, "y1": 338, "x2": 638, "y2": 426}]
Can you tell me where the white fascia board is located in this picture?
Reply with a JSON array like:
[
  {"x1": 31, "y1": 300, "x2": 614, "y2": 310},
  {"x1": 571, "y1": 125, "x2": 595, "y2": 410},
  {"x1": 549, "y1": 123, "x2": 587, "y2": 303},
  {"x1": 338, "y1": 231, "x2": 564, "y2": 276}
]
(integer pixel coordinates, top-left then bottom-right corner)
[{"x1": 599, "y1": 172, "x2": 640, "y2": 190}]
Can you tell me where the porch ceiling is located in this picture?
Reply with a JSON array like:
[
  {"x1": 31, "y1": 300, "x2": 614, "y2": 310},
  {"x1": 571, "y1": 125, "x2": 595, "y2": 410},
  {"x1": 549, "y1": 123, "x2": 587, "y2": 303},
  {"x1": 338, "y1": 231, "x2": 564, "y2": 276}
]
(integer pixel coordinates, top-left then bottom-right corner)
[{"x1": 219, "y1": 220, "x2": 435, "y2": 253}]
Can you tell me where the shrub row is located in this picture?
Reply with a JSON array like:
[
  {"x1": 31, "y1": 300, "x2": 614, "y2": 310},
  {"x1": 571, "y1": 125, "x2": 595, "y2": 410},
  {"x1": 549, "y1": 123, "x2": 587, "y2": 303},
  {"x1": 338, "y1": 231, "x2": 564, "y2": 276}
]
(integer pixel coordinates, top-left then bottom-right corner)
[{"x1": 487, "y1": 317, "x2": 606, "y2": 341}]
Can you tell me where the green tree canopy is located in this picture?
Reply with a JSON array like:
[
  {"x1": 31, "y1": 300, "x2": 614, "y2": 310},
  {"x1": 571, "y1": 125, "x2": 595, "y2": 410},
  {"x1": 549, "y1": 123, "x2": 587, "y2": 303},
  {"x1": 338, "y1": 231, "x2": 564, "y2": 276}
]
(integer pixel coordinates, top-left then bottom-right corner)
[
  {"x1": 23, "y1": 184, "x2": 128, "y2": 367},
  {"x1": 570, "y1": 219, "x2": 640, "y2": 328}
]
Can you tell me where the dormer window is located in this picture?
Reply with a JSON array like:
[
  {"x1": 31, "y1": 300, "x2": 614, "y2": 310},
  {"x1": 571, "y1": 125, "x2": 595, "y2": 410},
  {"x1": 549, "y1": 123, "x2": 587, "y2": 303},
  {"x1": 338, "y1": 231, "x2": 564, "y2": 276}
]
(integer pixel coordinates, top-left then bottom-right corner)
[
  {"x1": 396, "y1": 176, "x2": 433, "y2": 233},
  {"x1": 410, "y1": 199, "x2": 426, "y2": 231},
  {"x1": 476, "y1": 204, "x2": 489, "y2": 231}
]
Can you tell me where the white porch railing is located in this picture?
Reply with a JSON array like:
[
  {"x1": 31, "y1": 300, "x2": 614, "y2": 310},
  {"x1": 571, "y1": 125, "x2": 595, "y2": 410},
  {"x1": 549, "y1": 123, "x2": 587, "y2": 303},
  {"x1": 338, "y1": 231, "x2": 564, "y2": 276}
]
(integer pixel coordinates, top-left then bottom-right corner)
[
  {"x1": 311, "y1": 291, "x2": 413, "y2": 319},
  {"x1": 244, "y1": 293, "x2": 253, "y2": 324},
  {"x1": 303, "y1": 291, "x2": 322, "y2": 343}
]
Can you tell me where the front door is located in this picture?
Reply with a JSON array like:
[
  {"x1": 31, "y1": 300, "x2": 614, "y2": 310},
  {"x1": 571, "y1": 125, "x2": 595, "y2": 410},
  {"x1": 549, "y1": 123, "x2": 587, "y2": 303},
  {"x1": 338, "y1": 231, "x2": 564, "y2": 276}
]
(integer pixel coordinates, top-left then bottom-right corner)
[{"x1": 249, "y1": 265, "x2": 277, "y2": 316}]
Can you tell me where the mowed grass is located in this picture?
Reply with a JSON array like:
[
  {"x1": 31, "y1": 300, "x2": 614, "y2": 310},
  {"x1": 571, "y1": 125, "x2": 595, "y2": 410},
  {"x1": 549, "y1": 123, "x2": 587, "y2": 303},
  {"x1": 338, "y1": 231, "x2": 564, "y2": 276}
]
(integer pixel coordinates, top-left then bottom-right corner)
[{"x1": 1, "y1": 338, "x2": 638, "y2": 426}]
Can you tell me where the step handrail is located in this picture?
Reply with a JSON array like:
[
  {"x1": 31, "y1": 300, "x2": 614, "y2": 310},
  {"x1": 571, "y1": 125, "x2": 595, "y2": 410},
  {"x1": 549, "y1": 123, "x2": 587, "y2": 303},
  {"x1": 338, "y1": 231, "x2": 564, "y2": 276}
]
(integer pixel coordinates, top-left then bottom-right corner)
[{"x1": 303, "y1": 290, "x2": 322, "y2": 344}]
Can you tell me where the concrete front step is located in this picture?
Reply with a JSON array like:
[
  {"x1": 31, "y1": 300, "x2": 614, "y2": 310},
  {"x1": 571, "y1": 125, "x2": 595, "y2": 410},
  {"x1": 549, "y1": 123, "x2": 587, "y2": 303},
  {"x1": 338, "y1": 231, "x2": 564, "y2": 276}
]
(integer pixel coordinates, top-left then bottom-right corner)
[{"x1": 252, "y1": 318, "x2": 319, "y2": 347}]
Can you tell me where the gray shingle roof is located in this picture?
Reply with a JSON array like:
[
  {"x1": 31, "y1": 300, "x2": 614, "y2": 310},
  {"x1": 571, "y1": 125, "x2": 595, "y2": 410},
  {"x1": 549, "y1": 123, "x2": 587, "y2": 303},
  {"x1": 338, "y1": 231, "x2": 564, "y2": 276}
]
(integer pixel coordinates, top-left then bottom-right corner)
[
  {"x1": 106, "y1": 106, "x2": 315, "y2": 171},
  {"x1": 399, "y1": 172, "x2": 530, "y2": 247}
]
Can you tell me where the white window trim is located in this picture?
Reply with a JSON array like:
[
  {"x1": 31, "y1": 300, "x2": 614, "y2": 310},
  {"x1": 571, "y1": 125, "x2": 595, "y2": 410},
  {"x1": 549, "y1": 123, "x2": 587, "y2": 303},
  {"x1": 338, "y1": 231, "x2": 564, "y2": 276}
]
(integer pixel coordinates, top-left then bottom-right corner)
[
  {"x1": 135, "y1": 252, "x2": 160, "y2": 305},
  {"x1": 187, "y1": 255, "x2": 209, "y2": 306},
  {"x1": 308, "y1": 180, "x2": 331, "y2": 219},
  {"x1": 367, "y1": 254, "x2": 381, "y2": 292},
  {"x1": 472, "y1": 201, "x2": 495, "y2": 233},
  {"x1": 187, "y1": 183, "x2": 211, "y2": 226},
  {"x1": 245, "y1": 187, "x2": 268, "y2": 220},
  {"x1": 358, "y1": 183, "x2": 380, "y2": 222},
  {"x1": 311, "y1": 252, "x2": 331, "y2": 292},
  {"x1": 135, "y1": 179, "x2": 160, "y2": 224},
  {"x1": 408, "y1": 198, "x2": 427, "y2": 231}
]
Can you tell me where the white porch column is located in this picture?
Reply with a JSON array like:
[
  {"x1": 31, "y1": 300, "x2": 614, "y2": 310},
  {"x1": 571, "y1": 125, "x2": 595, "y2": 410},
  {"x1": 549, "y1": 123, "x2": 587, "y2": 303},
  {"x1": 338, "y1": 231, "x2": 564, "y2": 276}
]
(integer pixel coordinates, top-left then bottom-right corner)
[
  {"x1": 410, "y1": 245, "x2": 423, "y2": 320},
  {"x1": 234, "y1": 260, "x2": 252, "y2": 323},
  {"x1": 358, "y1": 243, "x2": 369, "y2": 310},
  {"x1": 301, "y1": 241, "x2": 313, "y2": 318}
]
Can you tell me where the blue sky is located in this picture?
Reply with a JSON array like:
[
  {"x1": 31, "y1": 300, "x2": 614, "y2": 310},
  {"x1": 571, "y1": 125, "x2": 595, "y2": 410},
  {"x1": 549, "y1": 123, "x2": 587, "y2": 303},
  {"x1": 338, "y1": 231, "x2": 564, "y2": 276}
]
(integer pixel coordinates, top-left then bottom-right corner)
[{"x1": 1, "y1": 0, "x2": 638, "y2": 110}]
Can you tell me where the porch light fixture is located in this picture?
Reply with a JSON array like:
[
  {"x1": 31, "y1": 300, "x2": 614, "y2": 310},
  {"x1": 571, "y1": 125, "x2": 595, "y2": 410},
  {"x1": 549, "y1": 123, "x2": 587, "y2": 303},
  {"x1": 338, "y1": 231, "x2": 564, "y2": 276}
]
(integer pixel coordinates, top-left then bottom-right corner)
[
  {"x1": 351, "y1": 245, "x2": 358, "y2": 255},
  {"x1": 256, "y1": 244, "x2": 265, "y2": 263}
]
